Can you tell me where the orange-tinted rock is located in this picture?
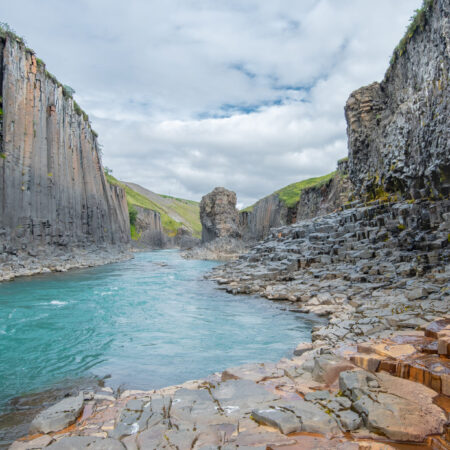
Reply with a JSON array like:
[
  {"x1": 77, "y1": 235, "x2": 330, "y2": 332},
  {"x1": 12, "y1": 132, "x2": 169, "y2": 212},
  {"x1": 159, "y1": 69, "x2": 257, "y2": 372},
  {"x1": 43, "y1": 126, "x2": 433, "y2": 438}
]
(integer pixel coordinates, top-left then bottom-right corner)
[
  {"x1": 425, "y1": 319, "x2": 450, "y2": 339},
  {"x1": 269, "y1": 435, "x2": 359, "y2": 449},
  {"x1": 394, "y1": 353, "x2": 450, "y2": 394},
  {"x1": 349, "y1": 353, "x2": 383, "y2": 372},
  {"x1": 438, "y1": 336, "x2": 450, "y2": 356}
]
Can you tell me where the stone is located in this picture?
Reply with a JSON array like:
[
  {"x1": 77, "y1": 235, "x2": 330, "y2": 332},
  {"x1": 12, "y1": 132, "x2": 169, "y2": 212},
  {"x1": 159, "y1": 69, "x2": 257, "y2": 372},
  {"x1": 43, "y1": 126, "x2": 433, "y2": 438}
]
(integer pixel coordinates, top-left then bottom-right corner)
[
  {"x1": 312, "y1": 355, "x2": 356, "y2": 385},
  {"x1": 337, "y1": 409, "x2": 362, "y2": 431},
  {"x1": 46, "y1": 436, "x2": 125, "y2": 449},
  {"x1": 9, "y1": 435, "x2": 53, "y2": 450},
  {"x1": 211, "y1": 379, "x2": 279, "y2": 413},
  {"x1": 222, "y1": 362, "x2": 283, "y2": 382},
  {"x1": 29, "y1": 393, "x2": 84, "y2": 434},
  {"x1": 293, "y1": 342, "x2": 313, "y2": 357},
  {"x1": 200, "y1": 187, "x2": 241, "y2": 243},
  {"x1": 251, "y1": 407, "x2": 301, "y2": 434},
  {"x1": 365, "y1": 392, "x2": 446, "y2": 442},
  {"x1": 338, "y1": 370, "x2": 377, "y2": 401},
  {"x1": 281, "y1": 400, "x2": 341, "y2": 435}
]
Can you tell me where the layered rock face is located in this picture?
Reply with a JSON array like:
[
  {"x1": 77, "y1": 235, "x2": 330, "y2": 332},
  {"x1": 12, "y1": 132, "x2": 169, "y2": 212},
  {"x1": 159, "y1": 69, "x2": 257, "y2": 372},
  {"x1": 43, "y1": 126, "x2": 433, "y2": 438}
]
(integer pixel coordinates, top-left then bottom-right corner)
[
  {"x1": 133, "y1": 206, "x2": 165, "y2": 249},
  {"x1": 240, "y1": 162, "x2": 351, "y2": 242},
  {"x1": 0, "y1": 36, "x2": 130, "y2": 277},
  {"x1": 240, "y1": 195, "x2": 292, "y2": 242},
  {"x1": 346, "y1": 0, "x2": 450, "y2": 200},
  {"x1": 200, "y1": 187, "x2": 241, "y2": 243},
  {"x1": 296, "y1": 161, "x2": 352, "y2": 222}
]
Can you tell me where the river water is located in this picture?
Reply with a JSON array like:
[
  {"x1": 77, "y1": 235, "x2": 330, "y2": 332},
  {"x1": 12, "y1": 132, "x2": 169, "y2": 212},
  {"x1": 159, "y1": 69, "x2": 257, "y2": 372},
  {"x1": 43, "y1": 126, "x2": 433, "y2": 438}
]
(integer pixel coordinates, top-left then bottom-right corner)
[{"x1": 0, "y1": 250, "x2": 321, "y2": 443}]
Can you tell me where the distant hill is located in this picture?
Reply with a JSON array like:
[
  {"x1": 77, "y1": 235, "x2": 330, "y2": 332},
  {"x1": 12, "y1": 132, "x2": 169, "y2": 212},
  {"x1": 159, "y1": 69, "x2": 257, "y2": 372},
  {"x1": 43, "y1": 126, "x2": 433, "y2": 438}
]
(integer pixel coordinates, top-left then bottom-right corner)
[
  {"x1": 241, "y1": 171, "x2": 337, "y2": 212},
  {"x1": 106, "y1": 175, "x2": 201, "y2": 239}
]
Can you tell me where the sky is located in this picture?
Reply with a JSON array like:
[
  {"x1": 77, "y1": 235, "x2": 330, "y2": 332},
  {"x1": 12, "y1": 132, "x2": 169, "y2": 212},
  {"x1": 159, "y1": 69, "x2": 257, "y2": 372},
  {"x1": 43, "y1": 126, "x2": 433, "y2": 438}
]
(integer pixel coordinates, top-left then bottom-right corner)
[{"x1": 3, "y1": 0, "x2": 421, "y2": 207}]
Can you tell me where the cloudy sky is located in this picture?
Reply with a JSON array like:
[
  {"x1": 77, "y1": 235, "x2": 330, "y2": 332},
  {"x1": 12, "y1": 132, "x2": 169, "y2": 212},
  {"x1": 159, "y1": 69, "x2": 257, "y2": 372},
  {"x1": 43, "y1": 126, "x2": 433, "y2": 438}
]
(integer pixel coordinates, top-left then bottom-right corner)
[{"x1": 4, "y1": 0, "x2": 420, "y2": 207}]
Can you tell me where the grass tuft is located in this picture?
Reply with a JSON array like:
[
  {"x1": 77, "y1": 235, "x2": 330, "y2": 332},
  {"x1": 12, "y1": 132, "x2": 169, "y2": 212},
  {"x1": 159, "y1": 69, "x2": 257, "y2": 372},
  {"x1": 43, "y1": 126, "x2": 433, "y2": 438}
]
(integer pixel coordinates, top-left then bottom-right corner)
[{"x1": 390, "y1": 0, "x2": 434, "y2": 66}]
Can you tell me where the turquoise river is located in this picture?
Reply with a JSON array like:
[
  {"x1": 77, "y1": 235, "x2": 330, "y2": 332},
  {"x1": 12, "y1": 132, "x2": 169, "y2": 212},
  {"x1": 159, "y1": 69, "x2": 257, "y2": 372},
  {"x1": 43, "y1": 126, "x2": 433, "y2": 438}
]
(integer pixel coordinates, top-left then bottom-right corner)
[{"x1": 0, "y1": 250, "x2": 321, "y2": 443}]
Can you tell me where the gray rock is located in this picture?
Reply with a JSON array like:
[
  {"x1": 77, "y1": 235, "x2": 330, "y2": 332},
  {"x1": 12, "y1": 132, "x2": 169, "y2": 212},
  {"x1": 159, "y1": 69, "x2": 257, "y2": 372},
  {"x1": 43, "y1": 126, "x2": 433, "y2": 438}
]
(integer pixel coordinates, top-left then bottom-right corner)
[
  {"x1": 47, "y1": 436, "x2": 125, "y2": 449},
  {"x1": 282, "y1": 400, "x2": 341, "y2": 435},
  {"x1": 0, "y1": 37, "x2": 130, "y2": 277},
  {"x1": 337, "y1": 410, "x2": 362, "y2": 431},
  {"x1": 251, "y1": 407, "x2": 301, "y2": 434},
  {"x1": 29, "y1": 393, "x2": 84, "y2": 434}
]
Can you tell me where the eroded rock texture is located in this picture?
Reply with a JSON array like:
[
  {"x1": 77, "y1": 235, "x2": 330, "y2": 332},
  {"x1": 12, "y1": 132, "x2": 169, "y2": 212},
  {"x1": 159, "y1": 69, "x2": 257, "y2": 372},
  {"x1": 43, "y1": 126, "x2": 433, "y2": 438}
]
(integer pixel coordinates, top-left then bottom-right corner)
[
  {"x1": 296, "y1": 161, "x2": 352, "y2": 222},
  {"x1": 0, "y1": 37, "x2": 130, "y2": 266},
  {"x1": 240, "y1": 162, "x2": 351, "y2": 242},
  {"x1": 200, "y1": 187, "x2": 241, "y2": 243},
  {"x1": 346, "y1": 0, "x2": 450, "y2": 200}
]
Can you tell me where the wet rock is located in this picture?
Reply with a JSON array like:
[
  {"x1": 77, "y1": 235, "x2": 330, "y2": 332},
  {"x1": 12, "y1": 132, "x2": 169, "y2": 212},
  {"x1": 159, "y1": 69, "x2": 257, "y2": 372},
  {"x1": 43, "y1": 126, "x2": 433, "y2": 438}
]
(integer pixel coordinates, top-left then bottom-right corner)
[
  {"x1": 293, "y1": 342, "x2": 313, "y2": 357},
  {"x1": 29, "y1": 393, "x2": 84, "y2": 434}
]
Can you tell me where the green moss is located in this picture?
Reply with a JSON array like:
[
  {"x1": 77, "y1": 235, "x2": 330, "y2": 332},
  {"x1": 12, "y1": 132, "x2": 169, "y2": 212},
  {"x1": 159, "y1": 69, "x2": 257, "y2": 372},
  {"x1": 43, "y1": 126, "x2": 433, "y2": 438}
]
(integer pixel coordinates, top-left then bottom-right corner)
[
  {"x1": 397, "y1": 224, "x2": 406, "y2": 231},
  {"x1": 390, "y1": 0, "x2": 434, "y2": 66},
  {"x1": 0, "y1": 153, "x2": 6, "y2": 159},
  {"x1": 130, "y1": 224, "x2": 141, "y2": 241}
]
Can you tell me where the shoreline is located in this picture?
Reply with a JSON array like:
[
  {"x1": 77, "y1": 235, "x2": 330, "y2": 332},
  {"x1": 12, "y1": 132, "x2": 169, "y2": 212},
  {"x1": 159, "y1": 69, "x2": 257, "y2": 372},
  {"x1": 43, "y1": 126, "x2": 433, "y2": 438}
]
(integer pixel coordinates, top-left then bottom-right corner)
[
  {"x1": 8, "y1": 316, "x2": 449, "y2": 449},
  {"x1": 0, "y1": 247, "x2": 133, "y2": 283}
]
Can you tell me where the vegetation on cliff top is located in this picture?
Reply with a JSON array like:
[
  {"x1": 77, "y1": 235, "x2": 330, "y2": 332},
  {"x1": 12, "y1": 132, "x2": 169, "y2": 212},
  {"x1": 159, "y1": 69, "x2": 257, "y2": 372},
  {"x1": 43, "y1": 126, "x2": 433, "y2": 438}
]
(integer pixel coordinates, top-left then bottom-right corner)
[
  {"x1": 105, "y1": 174, "x2": 201, "y2": 239},
  {"x1": 0, "y1": 22, "x2": 95, "y2": 133},
  {"x1": 242, "y1": 171, "x2": 336, "y2": 212},
  {"x1": 390, "y1": 0, "x2": 434, "y2": 66}
]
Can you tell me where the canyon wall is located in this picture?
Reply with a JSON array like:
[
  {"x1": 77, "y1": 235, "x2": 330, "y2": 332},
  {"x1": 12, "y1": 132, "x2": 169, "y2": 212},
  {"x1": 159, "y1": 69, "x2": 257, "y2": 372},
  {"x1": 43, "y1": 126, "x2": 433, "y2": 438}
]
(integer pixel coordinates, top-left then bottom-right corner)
[
  {"x1": 346, "y1": 0, "x2": 450, "y2": 201},
  {"x1": 0, "y1": 36, "x2": 130, "y2": 266},
  {"x1": 133, "y1": 206, "x2": 165, "y2": 249},
  {"x1": 240, "y1": 195, "x2": 291, "y2": 242},
  {"x1": 240, "y1": 162, "x2": 351, "y2": 241},
  {"x1": 296, "y1": 160, "x2": 352, "y2": 222}
]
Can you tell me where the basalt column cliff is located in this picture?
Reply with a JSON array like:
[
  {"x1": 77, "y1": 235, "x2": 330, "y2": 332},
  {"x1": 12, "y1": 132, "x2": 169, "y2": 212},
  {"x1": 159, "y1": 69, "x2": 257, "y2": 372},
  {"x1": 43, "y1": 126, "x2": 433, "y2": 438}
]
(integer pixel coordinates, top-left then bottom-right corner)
[{"x1": 0, "y1": 35, "x2": 130, "y2": 280}]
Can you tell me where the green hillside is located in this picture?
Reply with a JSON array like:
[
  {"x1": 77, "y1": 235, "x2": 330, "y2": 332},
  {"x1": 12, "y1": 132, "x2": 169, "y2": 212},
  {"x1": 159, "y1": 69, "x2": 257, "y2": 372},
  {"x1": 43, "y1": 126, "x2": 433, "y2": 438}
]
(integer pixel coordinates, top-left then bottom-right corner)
[
  {"x1": 242, "y1": 171, "x2": 336, "y2": 212},
  {"x1": 106, "y1": 174, "x2": 201, "y2": 239}
]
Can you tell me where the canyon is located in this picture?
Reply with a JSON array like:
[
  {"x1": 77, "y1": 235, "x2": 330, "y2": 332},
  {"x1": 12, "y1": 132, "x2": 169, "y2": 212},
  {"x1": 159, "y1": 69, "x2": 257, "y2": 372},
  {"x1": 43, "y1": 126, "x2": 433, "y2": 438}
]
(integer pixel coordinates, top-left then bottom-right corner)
[{"x1": 3, "y1": 0, "x2": 450, "y2": 448}]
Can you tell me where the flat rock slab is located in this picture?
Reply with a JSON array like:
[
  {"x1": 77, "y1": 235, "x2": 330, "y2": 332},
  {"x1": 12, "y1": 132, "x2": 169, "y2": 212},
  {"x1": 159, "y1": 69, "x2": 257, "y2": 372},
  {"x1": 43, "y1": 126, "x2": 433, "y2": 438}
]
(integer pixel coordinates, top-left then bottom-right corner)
[
  {"x1": 211, "y1": 379, "x2": 280, "y2": 414},
  {"x1": 222, "y1": 362, "x2": 284, "y2": 382},
  {"x1": 269, "y1": 435, "x2": 359, "y2": 449},
  {"x1": 9, "y1": 435, "x2": 53, "y2": 450},
  {"x1": 46, "y1": 436, "x2": 125, "y2": 449},
  {"x1": 29, "y1": 393, "x2": 84, "y2": 434},
  {"x1": 252, "y1": 399, "x2": 340, "y2": 436},
  {"x1": 366, "y1": 392, "x2": 446, "y2": 442}
]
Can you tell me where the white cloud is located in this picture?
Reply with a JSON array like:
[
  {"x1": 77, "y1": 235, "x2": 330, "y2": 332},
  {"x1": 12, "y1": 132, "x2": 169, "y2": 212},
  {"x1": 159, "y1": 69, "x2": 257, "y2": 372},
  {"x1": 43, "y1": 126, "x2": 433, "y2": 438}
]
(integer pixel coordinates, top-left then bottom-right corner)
[{"x1": 3, "y1": 0, "x2": 422, "y2": 206}]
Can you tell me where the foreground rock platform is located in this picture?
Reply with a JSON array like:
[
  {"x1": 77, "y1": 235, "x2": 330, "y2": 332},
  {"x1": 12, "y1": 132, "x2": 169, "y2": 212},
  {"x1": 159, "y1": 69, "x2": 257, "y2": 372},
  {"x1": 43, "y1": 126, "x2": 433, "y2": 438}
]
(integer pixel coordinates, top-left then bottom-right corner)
[{"x1": 10, "y1": 319, "x2": 449, "y2": 449}]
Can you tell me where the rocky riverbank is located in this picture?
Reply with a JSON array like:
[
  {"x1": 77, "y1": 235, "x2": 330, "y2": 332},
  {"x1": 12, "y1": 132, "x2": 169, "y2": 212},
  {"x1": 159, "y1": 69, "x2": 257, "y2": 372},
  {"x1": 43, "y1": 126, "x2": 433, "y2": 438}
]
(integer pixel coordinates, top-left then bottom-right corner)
[
  {"x1": 209, "y1": 199, "x2": 450, "y2": 349},
  {"x1": 0, "y1": 246, "x2": 132, "y2": 282},
  {"x1": 9, "y1": 317, "x2": 449, "y2": 449}
]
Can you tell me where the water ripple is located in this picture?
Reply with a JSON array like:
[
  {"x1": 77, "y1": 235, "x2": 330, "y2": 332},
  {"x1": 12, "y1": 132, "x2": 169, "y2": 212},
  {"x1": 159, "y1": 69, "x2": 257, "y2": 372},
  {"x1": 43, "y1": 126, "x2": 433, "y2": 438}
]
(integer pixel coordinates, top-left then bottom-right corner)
[{"x1": 0, "y1": 250, "x2": 325, "y2": 412}]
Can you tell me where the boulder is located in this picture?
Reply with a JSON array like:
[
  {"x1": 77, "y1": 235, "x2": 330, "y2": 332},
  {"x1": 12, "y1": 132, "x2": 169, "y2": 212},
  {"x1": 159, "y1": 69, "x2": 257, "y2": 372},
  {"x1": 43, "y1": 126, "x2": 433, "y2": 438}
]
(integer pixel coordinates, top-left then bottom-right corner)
[
  {"x1": 200, "y1": 187, "x2": 241, "y2": 243},
  {"x1": 29, "y1": 393, "x2": 84, "y2": 434}
]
